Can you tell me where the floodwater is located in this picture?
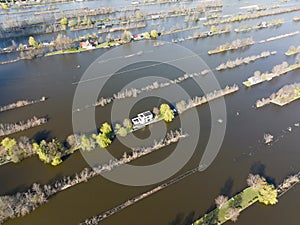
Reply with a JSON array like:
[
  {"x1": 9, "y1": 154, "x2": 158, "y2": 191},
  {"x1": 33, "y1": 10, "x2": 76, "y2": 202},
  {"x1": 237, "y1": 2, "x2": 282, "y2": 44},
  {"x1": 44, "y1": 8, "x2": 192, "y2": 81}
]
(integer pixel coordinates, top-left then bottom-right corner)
[{"x1": 0, "y1": 0, "x2": 300, "y2": 224}]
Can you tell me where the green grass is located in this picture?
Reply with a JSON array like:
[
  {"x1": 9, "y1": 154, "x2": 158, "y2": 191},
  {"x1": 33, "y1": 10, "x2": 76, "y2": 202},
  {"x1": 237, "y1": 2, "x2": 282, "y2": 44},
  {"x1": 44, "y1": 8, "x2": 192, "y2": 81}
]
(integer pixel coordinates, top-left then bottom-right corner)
[
  {"x1": 243, "y1": 81, "x2": 252, "y2": 87},
  {"x1": 193, "y1": 187, "x2": 259, "y2": 225}
]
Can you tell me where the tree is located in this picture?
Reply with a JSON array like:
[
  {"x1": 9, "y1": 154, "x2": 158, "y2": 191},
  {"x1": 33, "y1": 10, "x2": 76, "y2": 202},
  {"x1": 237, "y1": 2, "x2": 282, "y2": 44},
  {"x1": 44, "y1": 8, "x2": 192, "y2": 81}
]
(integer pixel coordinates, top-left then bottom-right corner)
[
  {"x1": 226, "y1": 207, "x2": 240, "y2": 222},
  {"x1": 152, "y1": 107, "x2": 160, "y2": 117},
  {"x1": 202, "y1": 209, "x2": 219, "y2": 225},
  {"x1": 93, "y1": 133, "x2": 112, "y2": 148},
  {"x1": 123, "y1": 118, "x2": 132, "y2": 130},
  {"x1": 121, "y1": 30, "x2": 132, "y2": 42},
  {"x1": 18, "y1": 43, "x2": 24, "y2": 50},
  {"x1": 1, "y1": 3, "x2": 8, "y2": 9},
  {"x1": 215, "y1": 195, "x2": 228, "y2": 208},
  {"x1": 258, "y1": 183, "x2": 278, "y2": 205},
  {"x1": 68, "y1": 19, "x2": 77, "y2": 27},
  {"x1": 175, "y1": 100, "x2": 186, "y2": 113},
  {"x1": 80, "y1": 135, "x2": 95, "y2": 151},
  {"x1": 247, "y1": 173, "x2": 264, "y2": 189},
  {"x1": 150, "y1": 29, "x2": 158, "y2": 38},
  {"x1": 117, "y1": 127, "x2": 128, "y2": 137},
  {"x1": 77, "y1": 16, "x2": 81, "y2": 25},
  {"x1": 159, "y1": 104, "x2": 174, "y2": 122},
  {"x1": 54, "y1": 34, "x2": 73, "y2": 51},
  {"x1": 28, "y1": 36, "x2": 38, "y2": 47},
  {"x1": 106, "y1": 33, "x2": 113, "y2": 42},
  {"x1": 51, "y1": 154, "x2": 62, "y2": 166},
  {"x1": 210, "y1": 25, "x2": 217, "y2": 33},
  {"x1": 60, "y1": 17, "x2": 68, "y2": 26},
  {"x1": 144, "y1": 32, "x2": 150, "y2": 39},
  {"x1": 114, "y1": 123, "x2": 121, "y2": 133},
  {"x1": 100, "y1": 122, "x2": 112, "y2": 135},
  {"x1": 229, "y1": 194, "x2": 242, "y2": 208},
  {"x1": 1, "y1": 137, "x2": 16, "y2": 156},
  {"x1": 60, "y1": 17, "x2": 68, "y2": 30}
]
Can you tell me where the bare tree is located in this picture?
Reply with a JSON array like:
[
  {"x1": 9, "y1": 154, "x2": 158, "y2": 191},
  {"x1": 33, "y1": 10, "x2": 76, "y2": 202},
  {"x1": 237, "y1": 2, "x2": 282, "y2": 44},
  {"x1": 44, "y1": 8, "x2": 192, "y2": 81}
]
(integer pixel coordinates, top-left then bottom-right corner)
[
  {"x1": 226, "y1": 207, "x2": 240, "y2": 222},
  {"x1": 215, "y1": 195, "x2": 228, "y2": 208}
]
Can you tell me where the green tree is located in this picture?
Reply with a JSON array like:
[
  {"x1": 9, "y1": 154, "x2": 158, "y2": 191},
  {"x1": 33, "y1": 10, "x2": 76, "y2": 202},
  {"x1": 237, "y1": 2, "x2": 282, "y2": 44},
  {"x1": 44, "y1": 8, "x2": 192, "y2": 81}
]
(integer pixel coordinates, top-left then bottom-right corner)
[
  {"x1": 144, "y1": 32, "x2": 150, "y2": 39},
  {"x1": 68, "y1": 19, "x2": 77, "y2": 27},
  {"x1": 202, "y1": 209, "x2": 219, "y2": 225},
  {"x1": 258, "y1": 183, "x2": 278, "y2": 205},
  {"x1": 60, "y1": 17, "x2": 68, "y2": 26},
  {"x1": 159, "y1": 104, "x2": 174, "y2": 122},
  {"x1": 1, "y1": 137, "x2": 16, "y2": 156},
  {"x1": 100, "y1": 122, "x2": 112, "y2": 135},
  {"x1": 123, "y1": 118, "x2": 132, "y2": 130},
  {"x1": 229, "y1": 194, "x2": 242, "y2": 208},
  {"x1": 80, "y1": 135, "x2": 95, "y2": 151},
  {"x1": 114, "y1": 123, "x2": 121, "y2": 132},
  {"x1": 117, "y1": 127, "x2": 128, "y2": 137},
  {"x1": 51, "y1": 154, "x2": 62, "y2": 166},
  {"x1": 1, "y1": 3, "x2": 8, "y2": 9},
  {"x1": 93, "y1": 133, "x2": 112, "y2": 148},
  {"x1": 28, "y1": 36, "x2": 38, "y2": 47},
  {"x1": 150, "y1": 29, "x2": 158, "y2": 38},
  {"x1": 61, "y1": 17, "x2": 68, "y2": 30},
  {"x1": 210, "y1": 25, "x2": 217, "y2": 33}
]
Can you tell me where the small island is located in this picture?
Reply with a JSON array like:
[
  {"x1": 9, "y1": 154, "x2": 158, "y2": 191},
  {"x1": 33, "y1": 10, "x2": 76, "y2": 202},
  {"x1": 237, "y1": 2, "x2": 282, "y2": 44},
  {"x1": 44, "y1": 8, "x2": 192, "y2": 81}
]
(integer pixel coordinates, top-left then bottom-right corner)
[
  {"x1": 243, "y1": 60, "x2": 300, "y2": 87},
  {"x1": 208, "y1": 37, "x2": 254, "y2": 55},
  {"x1": 234, "y1": 19, "x2": 283, "y2": 33},
  {"x1": 285, "y1": 45, "x2": 300, "y2": 56},
  {"x1": 256, "y1": 83, "x2": 300, "y2": 108}
]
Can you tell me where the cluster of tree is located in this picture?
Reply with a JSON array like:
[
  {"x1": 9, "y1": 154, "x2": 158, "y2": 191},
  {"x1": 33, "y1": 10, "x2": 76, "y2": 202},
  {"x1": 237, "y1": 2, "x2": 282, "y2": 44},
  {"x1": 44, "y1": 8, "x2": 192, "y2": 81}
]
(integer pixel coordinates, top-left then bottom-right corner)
[
  {"x1": 155, "y1": 104, "x2": 174, "y2": 122},
  {"x1": 216, "y1": 51, "x2": 274, "y2": 71},
  {"x1": 247, "y1": 174, "x2": 278, "y2": 205},
  {"x1": 204, "y1": 6, "x2": 300, "y2": 26},
  {"x1": 208, "y1": 37, "x2": 254, "y2": 54},
  {"x1": 278, "y1": 174, "x2": 300, "y2": 194},
  {"x1": 202, "y1": 174, "x2": 278, "y2": 224},
  {"x1": 0, "y1": 97, "x2": 46, "y2": 113},
  {"x1": 0, "y1": 130, "x2": 186, "y2": 224},
  {"x1": 0, "y1": 116, "x2": 47, "y2": 137},
  {"x1": 235, "y1": 19, "x2": 283, "y2": 32},
  {"x1": 209, "y1": 25, "x2": 231, "y2": 34},
  {"x1": 286, "y1": 45, "x2": 300, "y2": 55},
  {"x1": 175, "y1": 84, "x2": 239, "y2": 113},
  {"x1": 114, "y1": 119, "x2": 133, "y2": 137},
  {"x1": 256, "y1": 82, "x2": 300, "y2": 107},
  {"x1": 93, "y1": 71, "x2": 209, "y2": 109},
  {"x1": 78, "y1": 122, "x2": 113, "y2": 151}
]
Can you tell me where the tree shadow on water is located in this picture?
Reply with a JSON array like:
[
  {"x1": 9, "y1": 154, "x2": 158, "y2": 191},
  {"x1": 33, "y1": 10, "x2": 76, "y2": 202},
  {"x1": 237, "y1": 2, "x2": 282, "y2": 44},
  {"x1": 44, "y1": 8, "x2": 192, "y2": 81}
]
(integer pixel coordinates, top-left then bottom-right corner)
[
  {"x1": 219, "y1": 177, "x2": 234, "y2": 196},
  {"x1": 169, "y1": 211, "x2": 195, "y2": 225},
  {"x1": 33, "y1": 130, "x2": 52, "y2": 142},
  {"x1": 250, "y1": 161, "x2": 276, "y2": 186}
]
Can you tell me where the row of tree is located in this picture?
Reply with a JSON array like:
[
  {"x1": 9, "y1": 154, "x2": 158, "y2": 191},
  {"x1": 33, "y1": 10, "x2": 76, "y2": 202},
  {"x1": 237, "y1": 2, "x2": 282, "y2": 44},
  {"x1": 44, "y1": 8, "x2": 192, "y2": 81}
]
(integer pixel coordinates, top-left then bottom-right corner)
[
  {"x1": 200, "y1": 174, "x2": 278, "y2": 225},
  {"x1": 0, "y1": 129, "x2": 186, "y2": 224},
  {"x1": 208, "y1": 37, "x2": 254, "y2": 54},
  {"x1": 204, "y1": 6, "x2": 300, "y2": 26},
  {"x1": 0, "y1": 97, "x2": 46, "y2": 113},
  {"x1": 216, "y1": 51, "x2": 274, "y2": 71},
  {"x1": 0, "y1": 116, "x2": 47, "y2": 137}
]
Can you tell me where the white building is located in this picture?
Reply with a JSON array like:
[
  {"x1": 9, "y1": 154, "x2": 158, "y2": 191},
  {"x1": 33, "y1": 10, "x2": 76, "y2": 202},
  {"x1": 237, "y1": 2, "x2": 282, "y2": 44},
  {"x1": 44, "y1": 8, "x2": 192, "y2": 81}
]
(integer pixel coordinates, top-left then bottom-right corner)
[{"x1": 131, "y1": 111, "x2": 153, "y2": 127}]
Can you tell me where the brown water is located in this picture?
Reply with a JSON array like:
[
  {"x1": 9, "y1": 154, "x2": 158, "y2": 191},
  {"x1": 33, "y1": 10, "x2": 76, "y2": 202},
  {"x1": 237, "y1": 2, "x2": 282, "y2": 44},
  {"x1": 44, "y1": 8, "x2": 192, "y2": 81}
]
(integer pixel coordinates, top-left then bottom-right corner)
[{"x1": 1, "y1": 0, "x2": 300, "y2": 224}]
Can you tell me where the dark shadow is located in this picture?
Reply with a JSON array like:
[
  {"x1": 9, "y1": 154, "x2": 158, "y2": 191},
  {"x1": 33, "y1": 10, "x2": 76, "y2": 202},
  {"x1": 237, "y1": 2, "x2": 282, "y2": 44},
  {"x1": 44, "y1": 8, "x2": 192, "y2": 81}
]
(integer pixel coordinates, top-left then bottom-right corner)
[
  {"x1": 169, "y1": 213, "x2": 184, "y2": 225},
  {"x1": 169, "y1": 211, "x2": 195, "y2": 225},
  {"x1": 250, "y1": 161, "x2": 276, "y2": 186},
  {"x1": 219, "y1": 177, "x2": 234, "y2": 196},
  {"x1": 33, "y1": 130, "x2": 52, "y2": 142},
  {"x1": 182, "y1": 211, "x2": 195, "y2": 225}
]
